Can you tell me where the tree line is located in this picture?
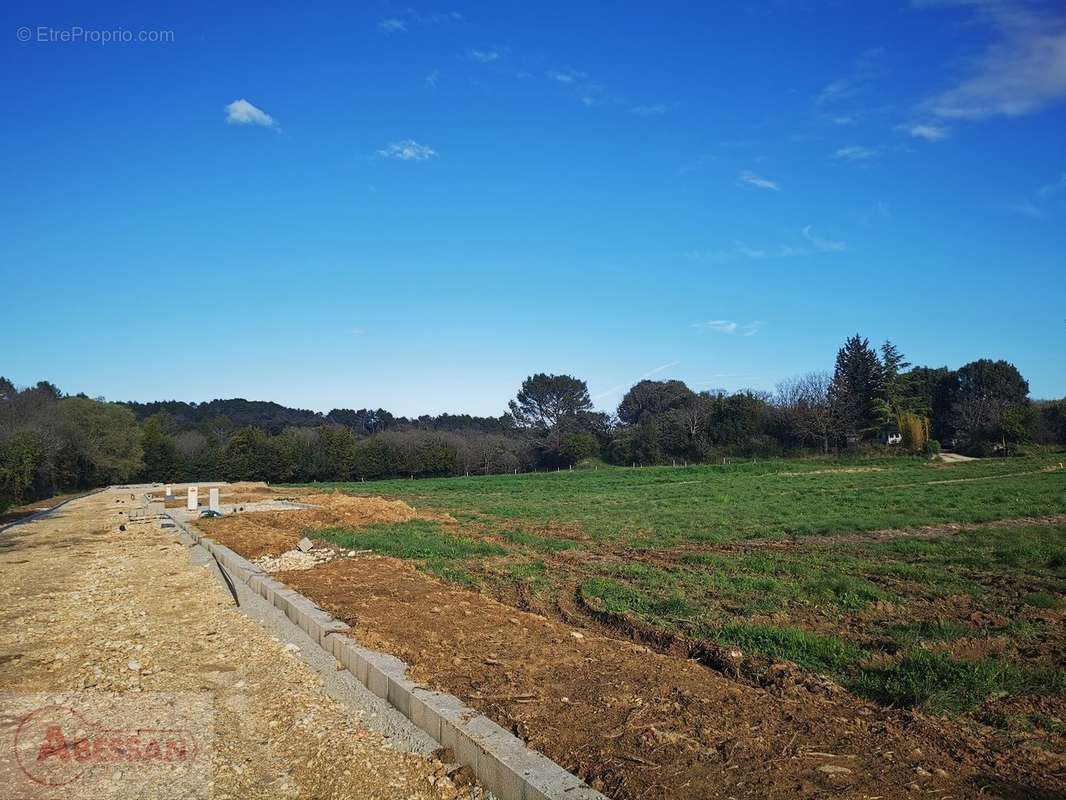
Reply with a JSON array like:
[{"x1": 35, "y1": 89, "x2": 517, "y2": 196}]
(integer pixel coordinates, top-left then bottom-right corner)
[{"x1": 2, "y1": 336, "x2": 1063, "y2": 509}]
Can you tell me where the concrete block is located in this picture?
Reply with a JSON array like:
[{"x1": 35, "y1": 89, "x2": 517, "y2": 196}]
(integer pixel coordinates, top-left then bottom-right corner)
[
  {"x1": 273, "y1": 589, "x2": 301, "y2": 624},
  {"x1": 341, "y1": 641, "x2": 370, "y2": 683},
  {"x1": 409, "y1": 688, "x2": 469, "y2": 742},
  {"x1": 363, "y1": 650, "x2": 407, "y2": 700},
  {"x1": 318, "y1": 620, "x2": 350, "y2": 650},
  {"x1": 387, "y1": 673, "x2": 420, "y2": 718},
  {"x1": 521, "y1": 754, "x2": 606, "y2": 800},
  {"x1": 463, "y1": 715, "x2": 531, "y2": 800},
  {"x1": 440, "y1": 712, "x2": 481, "y2": 777},
  {"x1": 187, "y1": 487, "x2": 198, "y2": 511},
  {"x1": 209, "y1": 487, "x2": 220, "y2": 513}
]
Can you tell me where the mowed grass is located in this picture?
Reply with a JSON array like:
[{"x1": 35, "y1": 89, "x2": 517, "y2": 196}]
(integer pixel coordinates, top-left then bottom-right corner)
[{"x1": 300, "y1": 455, "x2": 1066, "y2": 721}]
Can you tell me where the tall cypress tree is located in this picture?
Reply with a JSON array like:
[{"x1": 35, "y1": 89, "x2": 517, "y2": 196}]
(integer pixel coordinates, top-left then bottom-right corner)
[{"x1": 829, "y1": 334, "x2": 886, "y2": 441}]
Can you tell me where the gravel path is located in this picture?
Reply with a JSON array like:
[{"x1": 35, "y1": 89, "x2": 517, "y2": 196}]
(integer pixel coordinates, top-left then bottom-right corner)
[{"x1": 0, "y1": 488, "x2": 479, "y2": 799}]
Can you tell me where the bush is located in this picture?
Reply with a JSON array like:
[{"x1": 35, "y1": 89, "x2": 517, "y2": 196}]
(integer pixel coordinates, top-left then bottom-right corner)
[
  {"x1": 923, "y1": 439, "x2": 941, "y2": 457},
  {"x1": 560, "y1": 432, "x2": 600, "y2": 465}
]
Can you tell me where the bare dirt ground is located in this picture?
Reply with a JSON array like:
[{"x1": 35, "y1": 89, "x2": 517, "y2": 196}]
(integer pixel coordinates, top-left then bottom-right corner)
[
  {"x1": 0, "y1": 489, "x2": 478, "y2": 799},
  {"x1": 274, "y1": 553, "x2": 1063, "y2": 800},
  {"x1": 0, "y1": 491, "x2": 91, "y2": 525},
  {"x1": 199, "y1": 487, "x2": 441, "y2": 559}
]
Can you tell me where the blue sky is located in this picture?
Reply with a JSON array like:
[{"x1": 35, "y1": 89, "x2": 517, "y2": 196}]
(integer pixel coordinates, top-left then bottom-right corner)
[{"x1": 2, "y1": 0, "x2": 1064, "y2": 416}]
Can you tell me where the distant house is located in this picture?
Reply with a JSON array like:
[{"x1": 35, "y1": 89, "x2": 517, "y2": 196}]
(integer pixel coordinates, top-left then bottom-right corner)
[{"x1": 878, "y1": 426, "x2": 902, "y2": 445}]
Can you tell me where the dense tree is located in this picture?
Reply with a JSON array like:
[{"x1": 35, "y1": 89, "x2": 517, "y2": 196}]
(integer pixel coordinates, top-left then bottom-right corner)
[
  {"x1": 56, "y1": 397, "x2": 142, "y2": 486},
  {"x1": 897, "y1": 366, "x2": 957, "y2": 440},
  {"x1": 140, "y1": 416, "x2": 180, "y2": 482},
  {"x1": 508, "y1": 374, "x2": 593, "y2": 431},
  {"x1": 828, "y1": 335, "x2": 886, "y2": 442},
  {"x1": 952, "y1": 359, "x2": 1031, "y2": 451},
  {"x1": 617, "y1": 380, "x2": 695, "y2": 425}
]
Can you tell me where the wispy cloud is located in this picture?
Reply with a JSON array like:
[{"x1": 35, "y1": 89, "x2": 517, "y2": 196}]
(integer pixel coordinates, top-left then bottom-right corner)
[
  {"x1": 689, "y1": 320, "x2": 766, "y2": 337},
  {"x1": 1038, "y1": 172, "x2": 1066, "y2": 199},
  {"x1": 691, "y1": 320, "x2": 737, "y2": 334},
  {"x1": 224, "y1": 99, "x2": 278, "y2": 129},
  {"x1": 802, "y1": 225, "x2": 848, "y2": 252},
  {"x1": 377, "y1": 140, "x2": 438, "y2": 161},
  {"x1": 425, "y1": 69, "x2": 440, "y2": 89},
  {"x1": 469, "y1": 48, "x2": 502, "y2": 63},
  {"x1": 377, "y1": 17, "x2": 407, "y2": 33},
  {"x1": 686, "y1": 242, "x2": 804, "y2": 262},
  {"x1": 592, "y1": 360, "x2": 681, "y2": 401},
  {"x1": 834, "y1": 145, "x2": 880, "y2": 161},
  {"x1": 547, "y1": 68, "x2": 587, "y2": 84},
  {"x1": 738, "y1": 170, "x2": 780, "y2": 191},
  {"x1": 898, "y1": 122, "x2": 950, "y2": 141},
  {"x1": 1007, "y1": 201, "x2": 1044, "y2": 219},
  {"x1": 917, "y1": 0, "x2": 1066, "y2": 121},
  {"x1": 816, "y1": 48, "x2": 885, "y2": 107},
  {"x1": 377, "y1": 9, "x2": 462, "y2": 34},
  {"x1": 630, "y1": 103, "x2": 668, "y2": 117}
]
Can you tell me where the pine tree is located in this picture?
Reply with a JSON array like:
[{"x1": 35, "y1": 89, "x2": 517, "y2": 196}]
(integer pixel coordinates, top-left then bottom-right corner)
[{"x1": 828, "y1": 334, "x2": 886, "y2": 442}]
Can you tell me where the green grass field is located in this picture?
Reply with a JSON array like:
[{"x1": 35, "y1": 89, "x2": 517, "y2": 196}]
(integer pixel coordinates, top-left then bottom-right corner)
[{"x1": 300, "y1": 454, "x2": 1066, "y2": 730}]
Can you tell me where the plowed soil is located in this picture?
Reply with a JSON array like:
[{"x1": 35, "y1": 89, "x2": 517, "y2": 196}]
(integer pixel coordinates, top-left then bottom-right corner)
[{"x1": 274, "y1": 555, "x2": 1063, "y2": 800}]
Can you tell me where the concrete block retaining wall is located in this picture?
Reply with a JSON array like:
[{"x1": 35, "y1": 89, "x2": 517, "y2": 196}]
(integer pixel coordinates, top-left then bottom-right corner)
[{"x1": 170, "y1": 513, "x2": 609, "y2": 800}]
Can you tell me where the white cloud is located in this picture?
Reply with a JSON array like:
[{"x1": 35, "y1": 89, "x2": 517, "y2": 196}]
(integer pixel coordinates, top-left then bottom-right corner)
[
  {"x1": 689, "y1": 320, "x2": 766, "y2": 337},
  {"x1": 1038, "y1": 172, "x2": 1066, "y2": 198},
  {"x1": 1007, "y1": 201, "x2": 1044, "y2": 219},
  {"x1": 630, "y1": 104, "x2": 668, "y2": 117},
  {"x1": 816, "y1": 48, "x2": 885, "y2": 107},
  {"x1": 377, "y1": 17, "x2": 407, "y2": 33},
  {"x1": 898, "y1": 122, "x2": 950, "y2": 141},
  {"x1": 738, "y1": 170, "x2": 780, "y2": 191},
  {"x1": 918, "y1": 0, "x2": 1066, "y2": 120},
  {"x1": 469, "y1": 48, "x2": 501, "y2": 63},
  {"x1": 377, "y1": 140, "x2": 438, "y2": 161},
  {"x1": 224, "y1": 99, "x2": 277, "y2": 128},
  {"x1": 834, "y1": 145, "x2": 880, "y2": 161},
  {"x1": 592, "y1": 360, "x2": 681, "y2": 401},
  {"x1": 686, "y1": 242, "x2": 804, "y2": 262},
  {"x1": 547, "y1": 69, "x2": 586, "y2": 84},
  {"x1": 802, "y1": 225, "x2": 848, "y2": 252},
  {"x1": 377, "y1": 9, "x2": 461, "y2": 33},
  {"x1": 690, "y1": 320, "x2": 738, "y2": 334},
  {"x1": 425, "y1": 69, "x2": 440, "y2": 89}
]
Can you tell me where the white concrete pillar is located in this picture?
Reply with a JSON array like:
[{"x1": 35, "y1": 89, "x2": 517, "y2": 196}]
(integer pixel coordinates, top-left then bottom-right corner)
[
  {"x1": 209, "y1": 488, "x2": 220, "y2": 513},
  {"x1": 164, "y1": 485, "x2": 173, "y2": 498},
  {"x1": 187, "y1": 487, "x2": 198, "y2": 511}
]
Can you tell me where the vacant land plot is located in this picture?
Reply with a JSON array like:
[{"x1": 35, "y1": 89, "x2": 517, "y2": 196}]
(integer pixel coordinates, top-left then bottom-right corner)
[{"x1": 197, "y1": 455, "x2": 1065, "y2": 798}]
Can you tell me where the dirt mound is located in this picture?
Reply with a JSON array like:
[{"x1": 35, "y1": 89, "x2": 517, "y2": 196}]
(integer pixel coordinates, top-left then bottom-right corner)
[
  {"x1": 302, "y1": 492, "x2": 419, "y2": 526},
  {"x1": 199, "y1": 494, "x2": 423, "y2": 559}
]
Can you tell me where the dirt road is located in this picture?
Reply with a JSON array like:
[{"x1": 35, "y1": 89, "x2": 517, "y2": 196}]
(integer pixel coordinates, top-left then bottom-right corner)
[{"x1": 0, "y1": 488, "x2": 476, "y2": 799}]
